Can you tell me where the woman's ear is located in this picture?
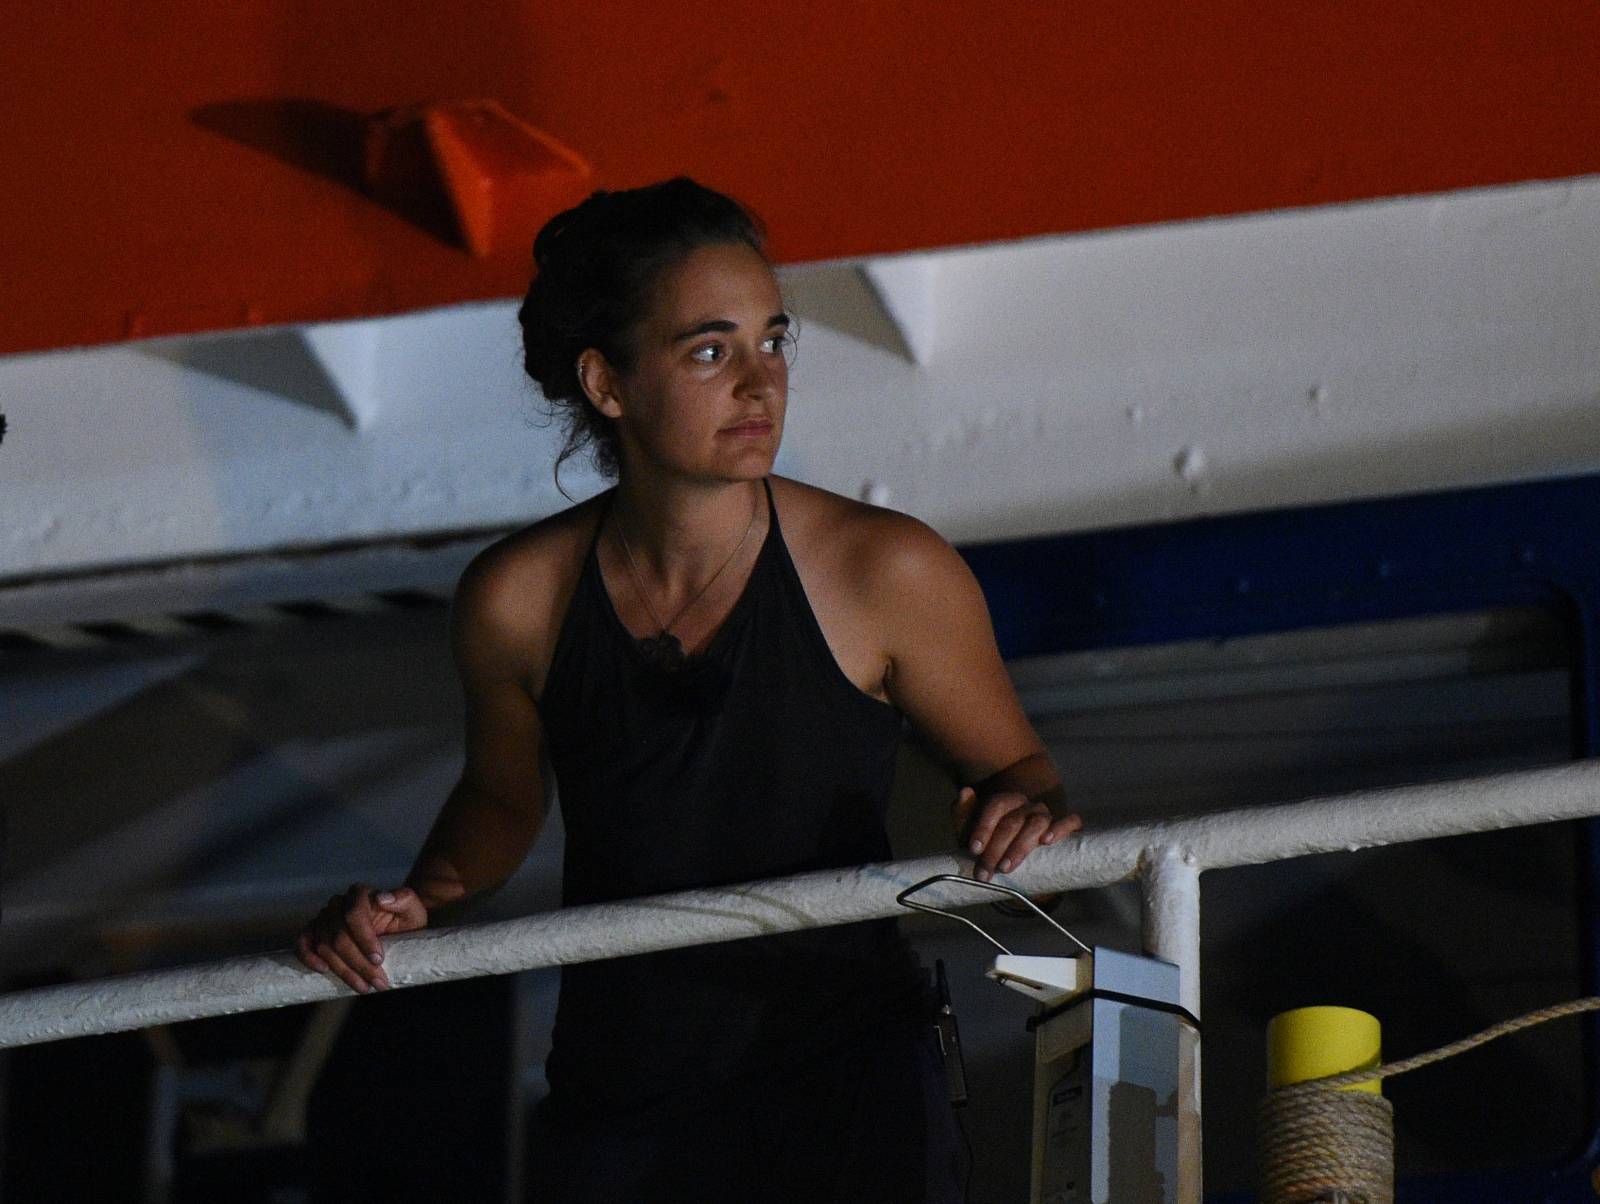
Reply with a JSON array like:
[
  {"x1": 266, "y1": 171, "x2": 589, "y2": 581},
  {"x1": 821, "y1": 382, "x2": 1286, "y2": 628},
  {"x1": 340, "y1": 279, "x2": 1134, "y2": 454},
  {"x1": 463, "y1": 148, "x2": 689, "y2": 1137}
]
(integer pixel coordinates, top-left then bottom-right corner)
[{"x1": 576, "y1": 350, "x2": 625, "y2": 420}]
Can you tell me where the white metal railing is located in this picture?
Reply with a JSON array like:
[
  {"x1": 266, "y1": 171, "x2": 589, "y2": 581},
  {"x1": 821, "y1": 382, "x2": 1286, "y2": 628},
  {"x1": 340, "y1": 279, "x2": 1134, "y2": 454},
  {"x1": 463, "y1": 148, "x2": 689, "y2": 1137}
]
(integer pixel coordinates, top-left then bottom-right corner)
[{"x1": 5, "y1": 759, "x2": 1600, "y2": 1050}]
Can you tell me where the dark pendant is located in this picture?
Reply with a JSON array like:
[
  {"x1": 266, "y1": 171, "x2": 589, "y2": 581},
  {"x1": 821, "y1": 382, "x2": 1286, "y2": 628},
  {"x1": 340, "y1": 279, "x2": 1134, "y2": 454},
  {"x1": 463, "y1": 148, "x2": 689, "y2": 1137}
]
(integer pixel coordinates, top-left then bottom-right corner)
[{"x1": 638, "y1": 631, "x2": 687, "y2": 673}]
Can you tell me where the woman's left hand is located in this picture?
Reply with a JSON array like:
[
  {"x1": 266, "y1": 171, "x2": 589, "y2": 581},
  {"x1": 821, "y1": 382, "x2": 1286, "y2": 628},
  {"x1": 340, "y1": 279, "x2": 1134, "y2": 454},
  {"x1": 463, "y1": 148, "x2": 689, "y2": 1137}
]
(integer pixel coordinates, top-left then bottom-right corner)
[{"x1": 956, "y1": 786, "x2": 1082, "y2": 883}]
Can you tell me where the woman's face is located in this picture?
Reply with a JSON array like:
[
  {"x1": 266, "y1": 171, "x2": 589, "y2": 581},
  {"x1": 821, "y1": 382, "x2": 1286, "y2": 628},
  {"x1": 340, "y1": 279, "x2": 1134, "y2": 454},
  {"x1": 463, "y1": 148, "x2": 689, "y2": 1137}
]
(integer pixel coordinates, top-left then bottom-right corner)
[{"x1": 600, "y1": 241, "x2": 790, "y2": 484}]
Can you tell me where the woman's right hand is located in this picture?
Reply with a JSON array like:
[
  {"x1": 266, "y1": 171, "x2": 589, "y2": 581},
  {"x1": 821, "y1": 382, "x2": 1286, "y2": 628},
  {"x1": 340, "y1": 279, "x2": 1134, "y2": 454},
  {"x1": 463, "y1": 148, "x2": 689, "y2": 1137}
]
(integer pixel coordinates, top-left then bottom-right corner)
[{"x1": 296, "y1": 883, "x2": 428, "y2": 994}]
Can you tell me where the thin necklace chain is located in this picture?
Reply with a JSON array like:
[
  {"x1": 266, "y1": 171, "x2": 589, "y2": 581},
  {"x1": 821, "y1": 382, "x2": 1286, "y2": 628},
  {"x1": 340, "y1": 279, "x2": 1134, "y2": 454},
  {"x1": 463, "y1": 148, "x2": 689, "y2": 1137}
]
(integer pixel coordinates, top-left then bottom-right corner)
[{"x1": 614, "y1": 482, "x2": 761, "y2": 641}]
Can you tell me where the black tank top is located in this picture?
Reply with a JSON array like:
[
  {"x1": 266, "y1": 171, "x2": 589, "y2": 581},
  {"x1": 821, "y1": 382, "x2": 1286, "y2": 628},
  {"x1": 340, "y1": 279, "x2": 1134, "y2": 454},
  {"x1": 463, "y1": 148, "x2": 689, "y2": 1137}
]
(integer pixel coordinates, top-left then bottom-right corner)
[{"x1": 538, "y1": 479, "x2": 927, "y2": 1121}]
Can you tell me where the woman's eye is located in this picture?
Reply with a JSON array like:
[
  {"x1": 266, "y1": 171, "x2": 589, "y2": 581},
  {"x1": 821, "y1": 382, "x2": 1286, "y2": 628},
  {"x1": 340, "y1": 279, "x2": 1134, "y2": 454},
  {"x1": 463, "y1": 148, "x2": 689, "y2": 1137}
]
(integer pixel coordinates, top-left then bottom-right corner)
[
  {"x1": 690, "y1": 344, "x2": 724, "y2": 365},
  {"x1": 762, "y1": 332, "x2": 793, "y2": 356}
]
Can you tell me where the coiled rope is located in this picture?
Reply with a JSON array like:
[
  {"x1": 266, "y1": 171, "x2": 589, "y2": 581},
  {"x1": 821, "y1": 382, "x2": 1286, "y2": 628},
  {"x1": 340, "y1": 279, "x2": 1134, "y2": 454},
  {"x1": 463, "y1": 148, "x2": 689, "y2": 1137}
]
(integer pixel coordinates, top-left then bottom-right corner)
[{"x1": 1259, "y1": 995, "x2": 1600, "y2": 1204}]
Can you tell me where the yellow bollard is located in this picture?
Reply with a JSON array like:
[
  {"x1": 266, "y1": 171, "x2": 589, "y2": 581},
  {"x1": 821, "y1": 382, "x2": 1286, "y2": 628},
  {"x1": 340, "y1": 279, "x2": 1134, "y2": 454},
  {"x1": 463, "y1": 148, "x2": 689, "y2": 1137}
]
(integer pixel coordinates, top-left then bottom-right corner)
[
  {"x1": 1260, "y1": 1006, "x2": 1393, "y2": 1203},
  {"x1": 1268, "y1": 1005, "x2": 1383, "y2": 1094}
]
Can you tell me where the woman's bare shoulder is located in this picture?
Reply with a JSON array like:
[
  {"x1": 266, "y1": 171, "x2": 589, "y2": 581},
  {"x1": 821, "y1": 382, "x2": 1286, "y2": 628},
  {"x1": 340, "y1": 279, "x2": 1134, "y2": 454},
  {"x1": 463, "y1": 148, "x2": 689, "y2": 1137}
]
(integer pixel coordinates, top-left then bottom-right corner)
[
  {"x1": 450, "y1": 492, "x2": 610, "y2": 677},
  {"x1": 769, "y1": 476, "x2": 959, "y2": 596}
]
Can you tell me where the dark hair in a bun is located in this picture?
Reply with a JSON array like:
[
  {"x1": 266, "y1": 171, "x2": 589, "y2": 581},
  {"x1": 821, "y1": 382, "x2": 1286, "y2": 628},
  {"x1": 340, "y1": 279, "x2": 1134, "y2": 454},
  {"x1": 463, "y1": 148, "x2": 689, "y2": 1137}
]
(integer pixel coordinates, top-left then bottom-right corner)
[{"x1": 518, "y1": 177, "x2": 767, "y2": 482}]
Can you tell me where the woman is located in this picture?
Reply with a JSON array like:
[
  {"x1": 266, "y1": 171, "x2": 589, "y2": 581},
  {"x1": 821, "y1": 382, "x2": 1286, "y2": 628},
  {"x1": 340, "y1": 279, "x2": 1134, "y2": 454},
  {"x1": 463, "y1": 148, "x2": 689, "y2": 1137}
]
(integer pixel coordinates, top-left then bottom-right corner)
[{"x1": 298, "y1": 178, "x2": 1080, "y2": 1202}]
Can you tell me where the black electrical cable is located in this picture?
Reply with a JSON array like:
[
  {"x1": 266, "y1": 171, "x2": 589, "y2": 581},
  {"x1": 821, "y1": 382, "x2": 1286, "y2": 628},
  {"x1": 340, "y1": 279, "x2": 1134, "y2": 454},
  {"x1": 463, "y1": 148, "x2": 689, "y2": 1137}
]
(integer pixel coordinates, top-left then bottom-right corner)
[{"x1": 954, "y1": 1106, "x2": 976, "y2": 1204}]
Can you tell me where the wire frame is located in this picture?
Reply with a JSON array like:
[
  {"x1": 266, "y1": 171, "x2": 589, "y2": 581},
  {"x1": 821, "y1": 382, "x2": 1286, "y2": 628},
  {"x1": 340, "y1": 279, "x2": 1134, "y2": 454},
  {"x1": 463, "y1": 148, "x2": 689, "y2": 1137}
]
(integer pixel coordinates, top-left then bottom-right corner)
[{"x1": 895, "y1": 873, "x2": 1092, "y2": 957}]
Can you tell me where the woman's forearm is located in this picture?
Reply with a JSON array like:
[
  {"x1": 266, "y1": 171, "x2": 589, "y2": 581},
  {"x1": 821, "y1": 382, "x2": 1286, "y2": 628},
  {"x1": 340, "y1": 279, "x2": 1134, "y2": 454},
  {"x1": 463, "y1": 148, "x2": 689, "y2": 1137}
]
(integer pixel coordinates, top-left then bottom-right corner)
[
  {"x1": 973, "y1": 749, "x2": 1068, "y2": 817},
  {"x1": 404, "y1": 780, "x2": 547, "y2": 913}
]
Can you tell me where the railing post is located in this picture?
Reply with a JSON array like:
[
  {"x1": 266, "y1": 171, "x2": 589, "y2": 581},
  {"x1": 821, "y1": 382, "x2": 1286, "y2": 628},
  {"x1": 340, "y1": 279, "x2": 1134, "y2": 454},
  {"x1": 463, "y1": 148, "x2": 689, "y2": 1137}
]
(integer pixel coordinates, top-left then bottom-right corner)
[{"x1": 1141, "y1": 844, "x2": 1202, "y2": 1204}]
